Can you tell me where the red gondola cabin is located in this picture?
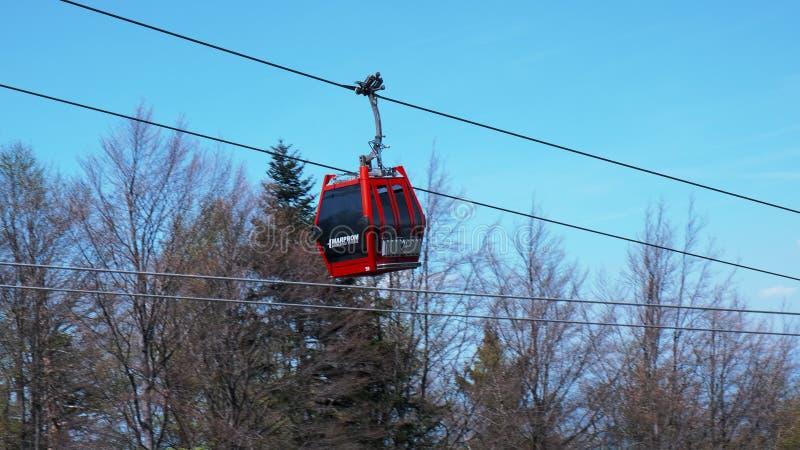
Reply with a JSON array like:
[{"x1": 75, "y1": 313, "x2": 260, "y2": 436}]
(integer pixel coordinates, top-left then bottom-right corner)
[
  {"x1": 313, "y1": 165, "x2": 425, "y2": 277},
  {"x1": 313, "y1": 72, "x2": 425, "y2": 277}
]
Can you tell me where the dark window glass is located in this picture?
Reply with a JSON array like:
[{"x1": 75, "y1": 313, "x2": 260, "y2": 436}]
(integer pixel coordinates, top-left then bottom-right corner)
[
  {"x1": 316, "y1": 184, "x2": 367, "y2": 263},
  {"x1": 377, "y1": 185, "x2": 396, "y2": 232},
  {"x1": 409, "y1": 188, "x2": 424, "y2": 233},
  {"x1": 370, "y1": 186, "x2": 381, "y2": 228},
  {"x1": 392, "y1": 184, "x2": 411, "y2": 236}
]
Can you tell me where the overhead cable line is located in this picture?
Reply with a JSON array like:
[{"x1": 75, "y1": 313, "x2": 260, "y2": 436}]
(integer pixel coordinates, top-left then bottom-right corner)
[
  {"x1": 0, "y1": 83, "x2": 346, "y2": 174},
  {"x1": 60, "y1": 0, "x2": 800, "y2": 216},
  {"x1": 59, "y1": 0, "x2": 354, "y2": 91},
  {"x1": 1, "y1": 83, "x2": 798, "y2": 284},
  {"x1": 410, "y1": 186, "x2": 800, "y2": 283},
  {"x1": 2, "y1": 261, "x2": 798, "y2": 319},
  {"x1": 1, "y1": 283, "x2": 796, "y2": 338}
]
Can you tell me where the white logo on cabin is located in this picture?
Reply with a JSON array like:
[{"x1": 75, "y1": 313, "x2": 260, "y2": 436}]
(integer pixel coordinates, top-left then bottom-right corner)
[{"x1": 327, "y1": 234, "x2": 359, "y2": 249}]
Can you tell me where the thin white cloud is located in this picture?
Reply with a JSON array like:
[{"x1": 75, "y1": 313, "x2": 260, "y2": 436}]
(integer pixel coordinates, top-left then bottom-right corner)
[{"x1": 759, "y1": 285, "x2": 797, "y2": 298}]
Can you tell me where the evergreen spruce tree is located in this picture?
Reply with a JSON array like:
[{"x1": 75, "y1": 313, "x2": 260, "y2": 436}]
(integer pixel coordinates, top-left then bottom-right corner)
[
  {"x1": 262, "y1": 140, "x2": 315, "y2": 224},
  {"x1": 253, "y1": 140, "x2": 321, "y2": 280},
  {"x1": 253, "y1": 140, "x2": 444, "y2": 446}
]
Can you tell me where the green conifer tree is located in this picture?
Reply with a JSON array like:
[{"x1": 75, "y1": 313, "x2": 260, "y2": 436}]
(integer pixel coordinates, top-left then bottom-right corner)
[{"x1": 262, "y1": 140, "x2": 315, "y2": 224}]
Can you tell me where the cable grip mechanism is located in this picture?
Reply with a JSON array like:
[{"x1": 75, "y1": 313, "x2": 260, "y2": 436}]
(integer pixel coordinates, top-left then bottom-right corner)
[{"x1": 355, "y1": 72, "x2": 390, "y2": 174}]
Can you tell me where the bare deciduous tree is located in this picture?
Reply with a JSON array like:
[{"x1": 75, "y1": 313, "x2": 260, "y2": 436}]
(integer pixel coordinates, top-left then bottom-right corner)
[
  {"x1": 4, "y1": 115, "x2": 798, "y2": 449},
  {"x1": 71, "y1": 107, "x2": 201, "y2": 449},
  {"x1": 0, "y1": 143, "x2": 83, "y2": 449},
  {"x1": 596, "y1": 203, "x2": 794, "y2": 449},
  {"x1": 458, "y1": 206, "x2": 611, "y2": 449},
  {"x1": 378, "y1": 150, "x2": 481, "y2": 445}
]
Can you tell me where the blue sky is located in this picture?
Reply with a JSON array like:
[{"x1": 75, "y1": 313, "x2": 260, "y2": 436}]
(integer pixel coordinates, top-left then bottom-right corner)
[{"x1": 2, "y1": 1, "x2": 799, "y2": 308}]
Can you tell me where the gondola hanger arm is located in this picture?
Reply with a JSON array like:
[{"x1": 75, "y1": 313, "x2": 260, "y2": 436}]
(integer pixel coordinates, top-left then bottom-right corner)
[{"x1": 355, "y1": 72, "x2": 389, "y2": 173}]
